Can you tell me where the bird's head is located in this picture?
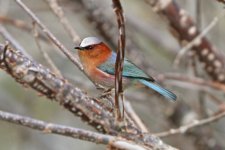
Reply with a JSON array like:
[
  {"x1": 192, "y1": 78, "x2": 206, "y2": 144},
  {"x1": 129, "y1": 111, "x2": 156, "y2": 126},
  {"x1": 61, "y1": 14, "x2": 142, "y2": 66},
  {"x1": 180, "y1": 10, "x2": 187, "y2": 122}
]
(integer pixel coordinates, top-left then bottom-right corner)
[
  {"x1": 74, "y1": 37, "x2": 102, "y2": 51},
  {"x1": 75, "y1": 37, "x2": 112, "y2": 65}
]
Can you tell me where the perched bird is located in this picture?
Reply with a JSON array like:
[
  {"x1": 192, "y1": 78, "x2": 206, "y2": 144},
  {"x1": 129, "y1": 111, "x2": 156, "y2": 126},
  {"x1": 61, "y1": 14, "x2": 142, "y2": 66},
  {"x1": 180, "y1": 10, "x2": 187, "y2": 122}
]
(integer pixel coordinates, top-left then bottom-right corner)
[{"x1": 75, "y1": 37, "x2": 176, "y2": 101}]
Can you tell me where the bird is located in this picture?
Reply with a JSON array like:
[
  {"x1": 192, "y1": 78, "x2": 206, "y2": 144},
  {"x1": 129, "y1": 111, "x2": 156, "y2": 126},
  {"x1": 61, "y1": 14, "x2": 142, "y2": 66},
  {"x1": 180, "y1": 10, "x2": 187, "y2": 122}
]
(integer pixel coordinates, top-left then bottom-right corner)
[{"x1": 74, "y1": 37, "x2": 177, "y2": 101}]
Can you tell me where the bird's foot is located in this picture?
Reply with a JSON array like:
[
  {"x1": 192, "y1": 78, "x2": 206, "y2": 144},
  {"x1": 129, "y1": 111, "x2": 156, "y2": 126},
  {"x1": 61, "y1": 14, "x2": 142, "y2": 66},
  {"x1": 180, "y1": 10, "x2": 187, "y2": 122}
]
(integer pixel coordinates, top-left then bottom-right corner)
[{"x1": 99, "y1": 88, "x2": 114, "y2": 99}]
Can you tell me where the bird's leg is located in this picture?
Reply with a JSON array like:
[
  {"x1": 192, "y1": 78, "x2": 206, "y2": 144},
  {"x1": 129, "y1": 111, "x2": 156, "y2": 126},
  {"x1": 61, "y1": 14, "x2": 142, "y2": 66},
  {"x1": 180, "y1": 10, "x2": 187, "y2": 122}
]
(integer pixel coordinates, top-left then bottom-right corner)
[
  {"x1": 99, "y1": 88, "x2": 114, "y2": 98},
  {"x1": 95, "y1": 83, "x2": 106, "y2": 90},
  {"x1": 95, "y1": 88, "x2": 114, "y2": 112}
]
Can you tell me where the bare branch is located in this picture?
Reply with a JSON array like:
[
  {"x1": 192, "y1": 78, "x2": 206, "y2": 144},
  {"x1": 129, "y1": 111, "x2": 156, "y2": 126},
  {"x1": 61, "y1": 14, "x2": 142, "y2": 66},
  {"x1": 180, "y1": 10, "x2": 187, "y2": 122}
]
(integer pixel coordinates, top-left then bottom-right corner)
[
  {"x1": 0, "y1": 16, "x2": 49, "y2": 42},
  {"x1": 0, "y1": 110, "x2": 148, "y2": 150},
  {"x1": 16, "y1": 0, "x2": 83, "y2": 70},
  {"x1": 154, "y1": 110, "x2": 225, "y2": 137},
  {"x1": 32, "y1": 22, "x2": 62, "y2": 77},
  {"x1": 173, "y1": 13, "x2": 225, "y2": 68},
  {"x1": 112, "y1": 0, "x2": 126, "y2": 121},
  {"x1": 160, "y1": 73, "x2": 225, "y2": 92},
  {"x1": 45, "y1": 0, "x2": 81, "y2": 43},
  {"x1": 124, "y1": 101, "x2": 149, "y2": 132},
  {"x1": 0, "y1": 24, "x2": 29, "y2": 57}
]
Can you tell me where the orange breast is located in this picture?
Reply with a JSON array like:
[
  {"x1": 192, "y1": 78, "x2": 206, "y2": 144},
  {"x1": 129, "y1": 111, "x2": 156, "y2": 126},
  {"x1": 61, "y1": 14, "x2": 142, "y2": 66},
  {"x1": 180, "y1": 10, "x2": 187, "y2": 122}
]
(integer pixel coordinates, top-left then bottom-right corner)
[{"x1": 78, "y1": 43, "x2": 112, "y2": 74}]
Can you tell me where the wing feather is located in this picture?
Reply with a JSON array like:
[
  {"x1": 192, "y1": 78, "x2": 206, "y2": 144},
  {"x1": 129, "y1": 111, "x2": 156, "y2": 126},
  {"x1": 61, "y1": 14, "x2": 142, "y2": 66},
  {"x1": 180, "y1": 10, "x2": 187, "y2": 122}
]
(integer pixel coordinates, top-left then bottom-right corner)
[{"x1": 98, "y1": 52, "x2": 154, "y2": 81}]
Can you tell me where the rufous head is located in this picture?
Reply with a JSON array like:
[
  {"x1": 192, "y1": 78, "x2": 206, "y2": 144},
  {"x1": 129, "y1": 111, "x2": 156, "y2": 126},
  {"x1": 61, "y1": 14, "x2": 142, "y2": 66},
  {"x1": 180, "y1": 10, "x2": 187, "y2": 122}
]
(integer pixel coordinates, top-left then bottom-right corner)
[{"x1": 75, "y1": 37, "x2": 112, "y2": 66}]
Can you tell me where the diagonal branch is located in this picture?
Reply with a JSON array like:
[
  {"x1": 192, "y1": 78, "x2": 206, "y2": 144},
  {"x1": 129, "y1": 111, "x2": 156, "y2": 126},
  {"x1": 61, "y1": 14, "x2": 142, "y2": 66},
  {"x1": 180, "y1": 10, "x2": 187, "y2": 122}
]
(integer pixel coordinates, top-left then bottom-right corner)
[
  {"x1": 45, "y1": 0, "x2": 81, "y2": 44},
  {"x1": 0, "y1": 16, "x2": 49, "y2": 42},
  {"x1": 173, "y1": 13, "x2": 225, "y2": 68},
  {"x1": 16, "y1": 0, "x2": 83, "y2": 70},
  {"x1": 154, "y1": 110, "x2": 225, "y2": 138},
  {"x1": 0, "y1": 24, "x2": 29, "y2": 57}
]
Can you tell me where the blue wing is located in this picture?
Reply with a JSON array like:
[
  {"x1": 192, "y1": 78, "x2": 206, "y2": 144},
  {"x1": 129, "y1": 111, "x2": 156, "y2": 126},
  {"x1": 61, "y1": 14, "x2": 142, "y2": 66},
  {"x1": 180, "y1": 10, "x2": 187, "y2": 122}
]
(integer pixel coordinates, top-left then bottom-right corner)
[{"x1": 98, "y1": 52, "x2": 154, "y2": 81}]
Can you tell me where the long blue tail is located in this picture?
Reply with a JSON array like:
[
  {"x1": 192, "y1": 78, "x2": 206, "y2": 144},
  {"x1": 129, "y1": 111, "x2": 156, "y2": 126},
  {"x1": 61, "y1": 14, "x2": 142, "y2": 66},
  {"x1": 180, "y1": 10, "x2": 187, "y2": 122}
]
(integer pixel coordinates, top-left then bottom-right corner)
[{"x1": 139, "y1": 79, "x2": 176, "y2": 101}]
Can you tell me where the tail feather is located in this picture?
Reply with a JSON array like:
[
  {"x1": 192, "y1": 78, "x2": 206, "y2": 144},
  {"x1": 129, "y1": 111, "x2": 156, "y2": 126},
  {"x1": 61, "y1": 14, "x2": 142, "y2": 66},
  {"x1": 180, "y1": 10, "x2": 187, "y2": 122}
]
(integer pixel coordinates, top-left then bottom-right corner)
[{"x1": 139, "y1": 79, "x2": 176, "y2": 101}]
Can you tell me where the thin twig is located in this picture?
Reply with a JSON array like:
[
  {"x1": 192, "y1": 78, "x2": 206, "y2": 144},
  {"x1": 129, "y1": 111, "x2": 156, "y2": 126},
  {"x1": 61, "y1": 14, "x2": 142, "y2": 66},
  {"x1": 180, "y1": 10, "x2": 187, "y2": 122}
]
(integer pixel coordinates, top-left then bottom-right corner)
[
  {"x1": 158, "y1": 73, "x2": 225, "y2": 93},
  {"x1": 16, "y1": 0, "x2": 83, "y2": 70},
  {"x1": 0, "y1": 24, "x2": 29, "y2": 57},
  {"x1": 173, "y1": 13, "x2": 225, "y2": 68},
  {"x1": 0, "y1": 16, "x2": 49, "y2": 41},
  {"x1": 32, "y1": 22, "x2": 62, "y2": 77},
  {"x1": 124, "y1": 101, "x2": 149, "y2": 132},
  {"x1": 45, "y1": 0, "x2": 81, "y2": 43},
  {"x1": 0, "y1": 110, "x2": 148, "y2": 150},
  {"x1": 206, "y1": 93, "x2": 224, "y2": 105},
  {"x1": 112, "y1": 0, "x2": 126, "y2": 121},
  {"x1": 154, "y1": 110, "x2": 225, "y2": 137}
]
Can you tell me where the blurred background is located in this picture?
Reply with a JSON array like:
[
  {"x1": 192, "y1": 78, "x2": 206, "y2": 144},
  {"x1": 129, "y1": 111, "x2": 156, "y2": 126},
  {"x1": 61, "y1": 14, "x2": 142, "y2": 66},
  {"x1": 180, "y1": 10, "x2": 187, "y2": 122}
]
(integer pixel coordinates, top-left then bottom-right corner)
[{"x1": 0, "y1": 0, "x2": 225, "y2": 149}]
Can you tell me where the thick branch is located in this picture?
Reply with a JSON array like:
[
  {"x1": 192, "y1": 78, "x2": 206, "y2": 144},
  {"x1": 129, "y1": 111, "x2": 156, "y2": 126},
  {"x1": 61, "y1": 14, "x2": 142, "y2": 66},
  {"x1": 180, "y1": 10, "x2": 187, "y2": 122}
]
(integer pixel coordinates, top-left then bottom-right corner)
[{"x1": 0, "y1": 110, "x2": 147, "y2": 150}]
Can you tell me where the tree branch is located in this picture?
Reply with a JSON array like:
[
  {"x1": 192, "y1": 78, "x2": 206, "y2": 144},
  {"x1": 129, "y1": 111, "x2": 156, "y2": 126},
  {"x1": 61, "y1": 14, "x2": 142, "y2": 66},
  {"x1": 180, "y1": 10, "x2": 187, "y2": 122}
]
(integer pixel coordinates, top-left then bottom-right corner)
[
  {"x1": 112, "y1": 0, "x2": 126, "y2": 121},
  {"x1": 154, "y1": 110, "x2": 225, "y2": 137},
  {"x1": 45, "y1": 0, "x2": 81, "y2": 43},
  {"x1": 0, "y1": 110, "x2": 147, "y2": 150},
  {"x1": 16, "y1": 0, "x2": 83, "y2": 70}
]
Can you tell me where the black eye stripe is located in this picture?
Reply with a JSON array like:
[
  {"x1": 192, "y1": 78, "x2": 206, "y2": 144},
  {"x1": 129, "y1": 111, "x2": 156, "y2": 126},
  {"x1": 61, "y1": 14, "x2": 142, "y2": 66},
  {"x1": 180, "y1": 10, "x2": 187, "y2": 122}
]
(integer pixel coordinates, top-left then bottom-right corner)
[{"x1": 85, "y1": 46, "x2": 93, "y2": 49}]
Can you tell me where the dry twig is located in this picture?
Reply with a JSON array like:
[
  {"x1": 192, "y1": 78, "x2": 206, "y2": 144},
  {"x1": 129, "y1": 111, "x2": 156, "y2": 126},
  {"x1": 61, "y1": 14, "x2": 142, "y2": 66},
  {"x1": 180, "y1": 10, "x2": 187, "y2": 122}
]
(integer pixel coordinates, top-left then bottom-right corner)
[
  {"x1": 158, "y1": 73, "x2": 225, "y2": 93},
  {"x1": 0, "y1": 24, "x2": 29, "y2": 57},
  {"x1": 154, "y1": 110, "x2": 225, "y2": 137},
  {"x1": 112, "y1": 0, "x2": 126, "y2": 121},
  {"x1": 32, "y1": 22, "x2": 62, "y2": 77},
  {"x1": 0, "y1": 16, "x2": 48, "y2": 41},
  {"x1": 173, "y1": 13, "x2": 225, "y2": 68},
  {"x1": 16, "y1": 0, "x2": 83, "y2": 70},
  {"x1": 124, "y1": 101, "x2": 149, "y2": 132},
  {"x1": 45, "y1": 0, "x2": 81, "y2": 43},
  {"x1": 0, "y1": 110, "x2": 147, "y2": 150}
]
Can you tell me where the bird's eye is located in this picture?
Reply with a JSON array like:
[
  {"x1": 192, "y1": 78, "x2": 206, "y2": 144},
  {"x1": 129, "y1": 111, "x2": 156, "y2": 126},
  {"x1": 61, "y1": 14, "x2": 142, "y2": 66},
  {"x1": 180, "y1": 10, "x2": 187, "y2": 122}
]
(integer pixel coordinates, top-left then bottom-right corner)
[{"x1": 86, "y1": 46, "x2": 93, "y2": 50}]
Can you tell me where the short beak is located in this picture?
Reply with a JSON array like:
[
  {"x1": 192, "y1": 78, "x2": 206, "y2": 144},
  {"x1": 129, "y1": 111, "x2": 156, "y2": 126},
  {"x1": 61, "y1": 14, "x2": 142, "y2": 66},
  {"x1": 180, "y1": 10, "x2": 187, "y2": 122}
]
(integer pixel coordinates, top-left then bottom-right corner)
[
  {"x1": 74, "y1": 46, "x2": 86, "y2": 50},
  {"x1": 74, "y1": 46, "x2": 81, "y2": 50}
]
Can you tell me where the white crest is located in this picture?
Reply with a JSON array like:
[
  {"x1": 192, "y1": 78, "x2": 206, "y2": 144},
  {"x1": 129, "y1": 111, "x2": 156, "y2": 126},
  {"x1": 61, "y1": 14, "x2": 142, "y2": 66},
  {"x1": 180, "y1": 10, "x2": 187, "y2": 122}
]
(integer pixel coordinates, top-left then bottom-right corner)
[{"x1": 80, "y1": 37, "x2": 102, "y2": 47}]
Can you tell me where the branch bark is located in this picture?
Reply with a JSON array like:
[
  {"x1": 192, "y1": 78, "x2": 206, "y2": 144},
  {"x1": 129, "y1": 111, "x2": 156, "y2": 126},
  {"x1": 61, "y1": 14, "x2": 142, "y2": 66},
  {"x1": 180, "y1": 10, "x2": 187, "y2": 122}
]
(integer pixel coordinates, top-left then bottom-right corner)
[{"x1": 0, "y1": 109, "x2": 148, "y2": 150}]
